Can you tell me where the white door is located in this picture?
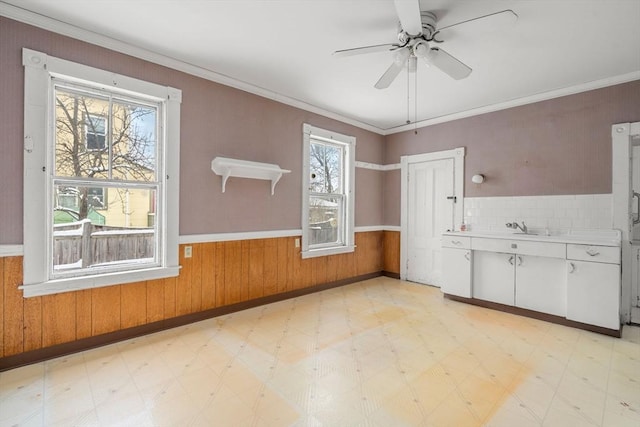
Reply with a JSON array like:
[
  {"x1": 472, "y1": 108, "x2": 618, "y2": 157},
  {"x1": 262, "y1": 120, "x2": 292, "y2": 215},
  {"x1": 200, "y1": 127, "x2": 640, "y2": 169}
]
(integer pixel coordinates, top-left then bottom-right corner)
[
  {"x1": 611, "y1": 122, "x2": 640, "y2": 324},
  {"x1": 405, "y1": 158, "x2": 455, "y2": 286}
]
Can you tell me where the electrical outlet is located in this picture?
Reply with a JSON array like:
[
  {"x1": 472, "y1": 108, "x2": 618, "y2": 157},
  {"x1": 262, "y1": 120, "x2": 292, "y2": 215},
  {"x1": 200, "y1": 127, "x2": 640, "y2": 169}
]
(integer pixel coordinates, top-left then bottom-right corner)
[
  {"x1": 184, "y1": 246, "x2": 192, "y2": 258},
  {"x1": 294, "y1": 238, "x2": 300, "y2": 248}
]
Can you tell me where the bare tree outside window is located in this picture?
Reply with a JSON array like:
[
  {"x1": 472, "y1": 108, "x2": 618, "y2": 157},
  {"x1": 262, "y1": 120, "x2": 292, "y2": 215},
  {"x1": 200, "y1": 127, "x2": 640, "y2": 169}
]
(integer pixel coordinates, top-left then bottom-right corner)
[
  {"x1": 308, "y1": 141, "x2": 344, "y2": 245},
  {"x1": 54, "y1": 88, "x2": 156, "y2": 223},
  {"x1": 52, "y1": 86, "x2": 160, "y2": 270}
]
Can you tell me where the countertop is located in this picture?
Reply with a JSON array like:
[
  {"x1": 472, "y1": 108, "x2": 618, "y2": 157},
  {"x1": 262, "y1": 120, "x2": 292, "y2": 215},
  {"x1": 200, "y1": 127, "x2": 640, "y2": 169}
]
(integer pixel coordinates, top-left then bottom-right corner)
[{"x1": 443, "y1": 230, "x2": 621, "y2": 247}]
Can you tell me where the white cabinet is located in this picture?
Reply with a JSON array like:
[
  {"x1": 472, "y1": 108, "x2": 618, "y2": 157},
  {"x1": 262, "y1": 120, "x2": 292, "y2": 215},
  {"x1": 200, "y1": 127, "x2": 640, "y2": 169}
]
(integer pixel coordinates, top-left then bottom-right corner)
[
  {"x1": 515, "y1": 255, "x2": 566, "y2": 316},
  {"x1": 442, "y1": 237, "x2": 472, "y2": 297},
  {"x1": 471, "y1": 239, "x2": 566, "y2": 311},
  {"x1": 567, "y1": 244, "x2": 621, "y2": 329},
  {"x1": 441, "y1": 231, "x2": 622, "y2": 333},
  {"x1": 473, "y1": 251, "x2": 515, "y2": 305}
]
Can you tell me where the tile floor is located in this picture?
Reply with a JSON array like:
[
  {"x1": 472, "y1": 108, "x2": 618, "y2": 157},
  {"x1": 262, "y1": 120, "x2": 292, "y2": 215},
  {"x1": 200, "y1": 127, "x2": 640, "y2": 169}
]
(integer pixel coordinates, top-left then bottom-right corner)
[{"x1": 1, "y1": 277, "x2": 639, "y2": 427}]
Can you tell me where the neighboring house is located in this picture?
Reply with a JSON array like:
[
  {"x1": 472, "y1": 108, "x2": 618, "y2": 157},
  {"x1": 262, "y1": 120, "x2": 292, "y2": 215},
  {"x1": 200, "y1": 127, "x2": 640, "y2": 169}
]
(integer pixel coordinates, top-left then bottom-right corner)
[{"x1": 53, "y1": 90, "x2": 156, "y2": 228}]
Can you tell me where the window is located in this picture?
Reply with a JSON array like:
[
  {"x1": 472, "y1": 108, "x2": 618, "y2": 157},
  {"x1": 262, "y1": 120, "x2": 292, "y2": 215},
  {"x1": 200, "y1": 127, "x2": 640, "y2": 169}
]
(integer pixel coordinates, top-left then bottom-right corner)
[
  {"x1": 85, "y1": 114, "x2": 106, "y2": 150},
  {"x1": 56, "y1": 186, "x2": 106, "y2": 211},
  {"x1": 87, "y1": 187, "x2": 106, "y2": 209},
  {"x1": 302, "y1": 124, "x2": 355, "y2": 258},
  {"x1": 22, "y1": 48, "x2": 181, "y2": 297}
]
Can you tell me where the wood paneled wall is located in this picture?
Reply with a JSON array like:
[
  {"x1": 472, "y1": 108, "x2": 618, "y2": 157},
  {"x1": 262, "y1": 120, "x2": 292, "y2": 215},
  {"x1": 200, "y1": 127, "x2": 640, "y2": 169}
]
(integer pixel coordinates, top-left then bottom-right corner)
[
  {"x1": 383, "y1": 230, "x2": 400, "y2": 274},
  {"x1": 0, "y1": 231, "x2": 391, "y2": 359}
]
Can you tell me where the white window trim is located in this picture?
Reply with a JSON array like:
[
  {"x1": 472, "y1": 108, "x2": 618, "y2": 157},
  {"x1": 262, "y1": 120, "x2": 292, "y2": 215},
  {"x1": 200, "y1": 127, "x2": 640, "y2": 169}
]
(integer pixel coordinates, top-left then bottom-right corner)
[
  {"x1": 21, "y1": 48, "x2": 181, "y2": 297},
  {"x1": 301, "y1": 123, "x2": 355, "y2": 259}
]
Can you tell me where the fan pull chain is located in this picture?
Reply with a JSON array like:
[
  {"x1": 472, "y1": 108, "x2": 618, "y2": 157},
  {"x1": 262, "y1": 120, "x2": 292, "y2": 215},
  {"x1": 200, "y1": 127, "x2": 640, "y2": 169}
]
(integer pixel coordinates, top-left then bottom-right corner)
[
  {"x1": 406, "y1": 59, "x2": 411, "y2": 125},
  {"x1": 414, "y1": 65, "x2": 418, "y2": 135}
]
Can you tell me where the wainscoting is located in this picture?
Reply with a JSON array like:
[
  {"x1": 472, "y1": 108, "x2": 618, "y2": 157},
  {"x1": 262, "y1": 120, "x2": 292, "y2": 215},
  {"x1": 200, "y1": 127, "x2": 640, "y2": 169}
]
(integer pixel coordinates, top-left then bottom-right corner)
[{"x1": 0, "y1": 231, "x2": 401, "y2": 369}]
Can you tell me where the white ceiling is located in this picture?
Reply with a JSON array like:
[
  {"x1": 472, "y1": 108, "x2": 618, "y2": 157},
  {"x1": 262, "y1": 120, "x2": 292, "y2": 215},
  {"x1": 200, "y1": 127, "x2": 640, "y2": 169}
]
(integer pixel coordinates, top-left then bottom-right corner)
[{"x1": 3, "y1": 0, "x2": 640, "y2": 133}]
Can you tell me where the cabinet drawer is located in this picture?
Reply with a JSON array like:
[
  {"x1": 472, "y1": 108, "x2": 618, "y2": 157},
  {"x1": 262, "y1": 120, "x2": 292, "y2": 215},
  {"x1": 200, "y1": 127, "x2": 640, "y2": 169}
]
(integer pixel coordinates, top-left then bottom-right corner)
[
  {"x1": 515, "y1": 240, "x2": 565, "y2": 258},
  {"x1": 567, "y1": 244, "x2": 620, "y2": 264},
  {"x1": 472, "y1": 237, "x2": 565, "y2": 258},
  {"x1": 471, "y1": 237, "x2": 514, "y2": 253},
  {"x1": 442, "y1": 235, "x2": 471, "y2": 249}
]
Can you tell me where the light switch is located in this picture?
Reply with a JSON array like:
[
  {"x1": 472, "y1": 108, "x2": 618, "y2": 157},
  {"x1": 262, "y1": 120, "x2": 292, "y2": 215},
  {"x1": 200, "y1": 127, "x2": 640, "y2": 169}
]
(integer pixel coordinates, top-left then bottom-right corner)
[{"x1": 184, "y1": 246, "x2": 192, "y2": 258}]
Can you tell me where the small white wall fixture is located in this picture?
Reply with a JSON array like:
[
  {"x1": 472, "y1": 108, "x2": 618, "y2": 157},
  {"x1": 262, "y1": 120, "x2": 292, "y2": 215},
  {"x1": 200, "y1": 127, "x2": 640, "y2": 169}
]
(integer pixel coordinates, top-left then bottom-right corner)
[{"x1": 211, "y1": 157, "x2": 290, "y2": 195}]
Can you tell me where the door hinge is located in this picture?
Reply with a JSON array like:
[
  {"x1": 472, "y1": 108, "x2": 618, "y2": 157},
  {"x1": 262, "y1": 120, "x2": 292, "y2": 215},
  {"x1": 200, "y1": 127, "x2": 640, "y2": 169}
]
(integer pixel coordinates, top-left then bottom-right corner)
[{"x1": 446, "y1": 196, "x2": 457, "y2": 203}]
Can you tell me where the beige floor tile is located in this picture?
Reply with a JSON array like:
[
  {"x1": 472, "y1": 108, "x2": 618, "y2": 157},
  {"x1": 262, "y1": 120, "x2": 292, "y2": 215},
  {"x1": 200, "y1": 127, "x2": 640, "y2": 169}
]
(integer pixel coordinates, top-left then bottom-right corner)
[{"x1": 0, "y1": 277, "x2": 638, "y2": 427}]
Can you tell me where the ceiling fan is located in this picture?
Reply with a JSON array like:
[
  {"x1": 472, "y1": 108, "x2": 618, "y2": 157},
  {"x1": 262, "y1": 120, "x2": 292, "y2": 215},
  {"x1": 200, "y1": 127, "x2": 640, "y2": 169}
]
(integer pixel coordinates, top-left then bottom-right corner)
[{"x1": 334, "y1": 0, "x2": 518, "y2": 89}]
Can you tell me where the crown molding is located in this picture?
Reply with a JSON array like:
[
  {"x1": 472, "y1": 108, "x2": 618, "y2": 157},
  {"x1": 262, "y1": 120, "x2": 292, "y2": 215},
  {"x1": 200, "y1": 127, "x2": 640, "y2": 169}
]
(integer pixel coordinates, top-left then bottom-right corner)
[
  {"x1": 0, "y1": 1, "x2": 384, "y2": 135},
  {"x1": 2, "y1": 2, "x2": 638, "y2": 138},
  {"x1": 384, "y1": 72, "x2": 640, "y2": 135}
]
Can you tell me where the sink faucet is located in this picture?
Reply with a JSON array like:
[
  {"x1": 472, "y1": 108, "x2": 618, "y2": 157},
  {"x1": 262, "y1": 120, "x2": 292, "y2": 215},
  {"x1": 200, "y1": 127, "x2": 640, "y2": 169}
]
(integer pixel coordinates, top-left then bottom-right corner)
[{"x1": 506, "y1": 221, "x2": 528, "y2": 233}]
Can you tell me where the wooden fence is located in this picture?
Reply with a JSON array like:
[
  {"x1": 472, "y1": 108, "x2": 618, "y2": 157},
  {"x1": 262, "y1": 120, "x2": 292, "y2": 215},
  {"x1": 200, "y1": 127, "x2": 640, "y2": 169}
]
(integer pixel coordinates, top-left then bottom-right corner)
[
  {"x1": 309, "y1": 219, "x2": 338, "y2": 245},
  {"x1": 53, "y1": 219, "x2": 153, "y2": 268}
]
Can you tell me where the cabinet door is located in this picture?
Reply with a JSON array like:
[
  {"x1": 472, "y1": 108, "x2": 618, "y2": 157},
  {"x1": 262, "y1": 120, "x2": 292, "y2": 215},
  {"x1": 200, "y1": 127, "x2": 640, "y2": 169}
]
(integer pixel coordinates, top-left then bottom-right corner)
[
  {"x1": 566, "y1": 260, "x2": 620, "y2": 329},
  {"x1": 473, "y1": 251, "x2": 515, "y2": 305},
  {"x1": 515, "y1": 255, "x2": 566, "y2": 316},
  {"x1": 442, "y1": 248, "x2": 472, "y2": 297}
]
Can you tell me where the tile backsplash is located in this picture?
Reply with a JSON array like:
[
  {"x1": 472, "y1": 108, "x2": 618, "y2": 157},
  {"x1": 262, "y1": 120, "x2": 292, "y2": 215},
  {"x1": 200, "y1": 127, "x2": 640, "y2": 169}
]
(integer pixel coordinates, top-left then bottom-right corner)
[{"x1": 463, "y1": 194, "x2": 613, "y2": 232}]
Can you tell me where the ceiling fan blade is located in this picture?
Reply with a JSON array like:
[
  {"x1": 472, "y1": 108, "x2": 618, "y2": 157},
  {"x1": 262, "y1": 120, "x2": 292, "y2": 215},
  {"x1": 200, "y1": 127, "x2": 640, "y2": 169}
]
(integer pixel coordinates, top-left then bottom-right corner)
[
  {"x1": 393, "y1": 0, "x2": 423, "y2": 35},
  {"x1": 425, "y1": 47, "x2": 472, "y2": 80},
  {"x1": 375, "y1": 60, "x2": 405, "y2": 89},
  {"x1": 333, "y1": 43, "x2": 399, "y2": 57},
  {"x1": 436, "y1": 9, "x2": 518, "y2": 40}
]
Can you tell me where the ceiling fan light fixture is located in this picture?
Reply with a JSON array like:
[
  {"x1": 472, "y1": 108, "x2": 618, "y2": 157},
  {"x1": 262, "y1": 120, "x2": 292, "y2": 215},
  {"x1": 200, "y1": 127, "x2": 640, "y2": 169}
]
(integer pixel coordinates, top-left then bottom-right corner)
[
  {"x1": 423, "y1": 47, "x2": 439, "y2": 64},
  {"x1": 413, "y1": 40, "x2": 430, "y2": 59}
]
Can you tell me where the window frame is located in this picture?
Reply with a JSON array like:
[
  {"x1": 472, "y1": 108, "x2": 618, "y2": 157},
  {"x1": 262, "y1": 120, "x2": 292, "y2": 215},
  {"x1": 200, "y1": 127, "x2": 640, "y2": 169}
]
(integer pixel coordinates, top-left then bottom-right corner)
[
  {"x1": 21, "y1": 48, "x2": 181, "y2": 297},
  {"x1": 301, "y1": 123, "x2": 355, "y2": 259}
]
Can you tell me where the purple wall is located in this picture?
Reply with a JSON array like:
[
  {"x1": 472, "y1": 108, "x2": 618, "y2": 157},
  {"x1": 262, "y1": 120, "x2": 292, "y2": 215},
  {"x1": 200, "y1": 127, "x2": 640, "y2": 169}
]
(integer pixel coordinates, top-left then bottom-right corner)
[
  {"x1": 0, "y1": 17, "x2": 384, "y2": 244},
  {"x1": 383, "y1": 81, "x2": 640, "y2": 226},
  {"x1": 2, "y1": 16, "x2": 639, "y2": 241}
]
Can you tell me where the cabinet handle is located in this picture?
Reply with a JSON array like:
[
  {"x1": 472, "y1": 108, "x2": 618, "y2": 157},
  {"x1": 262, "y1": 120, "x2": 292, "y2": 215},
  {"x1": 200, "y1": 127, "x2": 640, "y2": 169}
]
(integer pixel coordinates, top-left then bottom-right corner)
[
  {"x1": 568, "y1": 262, "x2": 576, "y2": 273},
  {"x1": 517, "y1": 255, "x2": 523, "y2": 266},
  {"x1": 585, "y1": 248, "x2": 600, "y2": 257},
  {"x1": 451, "y1": 240, "x2": 462, "y2": 245},
  {"x1": 508, "y1": 255, "x2": 514, "y2": 265},
  {"x1": 464, "y1": 251, "x2": 470, "y2": 261}
]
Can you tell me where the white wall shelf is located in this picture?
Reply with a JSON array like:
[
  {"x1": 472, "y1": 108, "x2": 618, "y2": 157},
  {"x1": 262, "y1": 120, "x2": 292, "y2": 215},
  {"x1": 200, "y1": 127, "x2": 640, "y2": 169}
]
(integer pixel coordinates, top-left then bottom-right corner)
[{"x1": 211, "y1": 157, "x2": 290, "y2": 195}]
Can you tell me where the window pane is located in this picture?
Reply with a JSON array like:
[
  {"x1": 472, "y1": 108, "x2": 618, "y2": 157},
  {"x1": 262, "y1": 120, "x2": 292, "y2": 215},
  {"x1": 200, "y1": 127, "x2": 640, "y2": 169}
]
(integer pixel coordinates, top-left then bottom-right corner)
[
  {"x1": 54, "y1": 88, "x2": 109, "y2": 179},
  {"x1": 52, "y1": 184, "x2": 157, "y2": 273},
  {"x1": 309, "y1": 141, "x2": 342, "y2": 194},
  {"x1": 112, "y1": 100, "x2": 157, "y2": 181},
  {"x1": 86, "y1": 115, "x2": 106, "y2": 150},
  {"x1": 308, "y1": 196, "x2": 343, "y2": 246}
]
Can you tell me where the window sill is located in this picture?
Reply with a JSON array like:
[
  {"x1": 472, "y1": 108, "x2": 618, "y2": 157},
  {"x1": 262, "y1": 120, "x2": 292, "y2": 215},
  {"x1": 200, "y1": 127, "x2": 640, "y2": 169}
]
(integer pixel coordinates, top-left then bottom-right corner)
[
  {"x1": 20, "y1": 265, "x2": 180, "y2": 297},
  {"x1": 301, "y1": 245, "x2": 355, "y2": 259}
]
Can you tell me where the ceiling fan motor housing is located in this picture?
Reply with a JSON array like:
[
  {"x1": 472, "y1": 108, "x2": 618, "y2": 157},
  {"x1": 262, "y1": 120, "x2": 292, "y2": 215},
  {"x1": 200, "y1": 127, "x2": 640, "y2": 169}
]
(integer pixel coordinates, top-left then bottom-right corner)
[
  {"x1": 398, "y1": 11, "x2": 438, "y2": 46},
  {"x1": 420, "y1": 12, "x2": 437, "y2": 39}
]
